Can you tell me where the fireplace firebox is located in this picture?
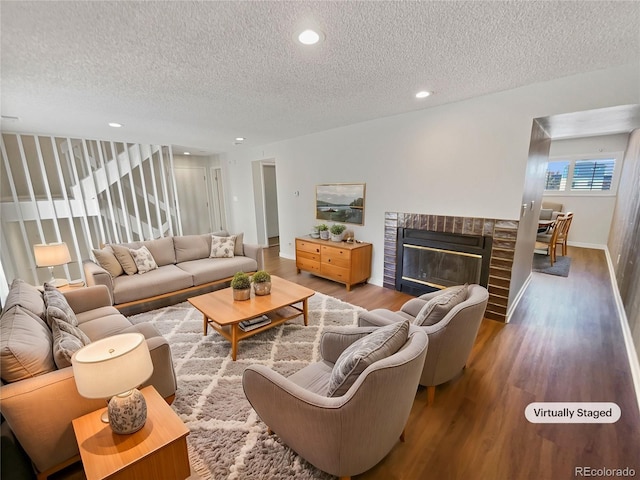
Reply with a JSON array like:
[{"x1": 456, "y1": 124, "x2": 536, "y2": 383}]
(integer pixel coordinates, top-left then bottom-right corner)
[{"x1": 396, "y1": 228, "x2": 492, "y2": 296}]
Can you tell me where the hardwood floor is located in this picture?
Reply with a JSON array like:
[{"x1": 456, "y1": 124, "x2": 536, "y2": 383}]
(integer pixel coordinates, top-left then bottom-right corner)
[
  {"x1": 53, "y1": 245, "x2": 639, "y2": 479},
  {"x1": 267, "y1": 245, "x2": 640, "y2": 479}
]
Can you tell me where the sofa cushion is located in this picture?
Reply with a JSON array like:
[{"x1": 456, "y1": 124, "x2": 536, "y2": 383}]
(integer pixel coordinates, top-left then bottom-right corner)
[
  {"x1": 129, "y1": 246, "x2": 158, "y2": 274},
  {"x1": 51, "y1": 317, "x2": 90, "y2": 369},
  {"x1": 43, "y1": 283, "x2": 79, "y2": 329},
  {"x1": 174, "y1": 235, "x2": 211, "y2": 263},
  {"x1": 539, "y1": 208, "x2": 553, "y2": 221},
  {"x1": 111, "y1": 244, "x2": 138, "y2": 275},
  {"x1": 3, "y1": 279, "x2": 46, "y2": 321},
  {"x1": 414, "y1": 284, "x2": 468, "y2": 326},
  {"x1": 177, "y1": 257, "x2": 258, "y2": 285},
  {"x1": 0, "y1": 305, "x2": 56, "y2": 383},
  {"x1": 327, "y1": 320, "x2": 410, "y2": 397},
  {"x1": 112, "y1": 265, "x2": 194, "y2": 304},
  {"x1": 232, "y1": 232, "x2": 244, "y2": 256},
  {"x1": 141, "y1": 237, "x2": 176, "y2": 266},
  {"x1": 92, "y1": 246, "x2": 124, "y2": 277},
  {"x1": 210, "y1": 235, "x2": 236, "y2": 258},
  {"x1": 76, "y1": 306, "x2": 133, "y2": 341}
]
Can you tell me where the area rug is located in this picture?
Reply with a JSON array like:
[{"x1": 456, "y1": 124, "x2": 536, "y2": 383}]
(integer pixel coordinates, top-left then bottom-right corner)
[
  {"x1": 129, "y1": 293, "x2": 364, "y2": 480},
  {"x1": 532, "y1": 252, "x2": 571, "y2": 277}
]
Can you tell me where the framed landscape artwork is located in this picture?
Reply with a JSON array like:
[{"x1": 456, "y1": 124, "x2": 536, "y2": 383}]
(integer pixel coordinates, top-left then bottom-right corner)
[{"x1": 316, "y1": 183, "x2": 366, "y2": 225}]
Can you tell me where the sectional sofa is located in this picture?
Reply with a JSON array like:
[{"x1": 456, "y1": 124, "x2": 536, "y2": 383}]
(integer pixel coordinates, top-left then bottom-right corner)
[
  {"x1": 84, "y1": 231, "x2": 264, "y2": 314},
  {"x1": 0, "y1": 279, "x2": 177, "y2": 478}
]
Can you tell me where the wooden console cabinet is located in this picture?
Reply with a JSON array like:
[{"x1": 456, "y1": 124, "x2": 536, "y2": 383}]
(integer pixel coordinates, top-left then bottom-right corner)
[{"x1": 295, "y1": 237, "x2": 372, "y2": 291}]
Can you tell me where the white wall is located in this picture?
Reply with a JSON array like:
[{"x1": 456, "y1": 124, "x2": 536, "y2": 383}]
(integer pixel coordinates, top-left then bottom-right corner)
[
  {"x1": 545, "y1": 134, "x2": 630, "y2": 247},
  {"x1": 221, "y1": 64, "x2": 639, "y2": 287}
]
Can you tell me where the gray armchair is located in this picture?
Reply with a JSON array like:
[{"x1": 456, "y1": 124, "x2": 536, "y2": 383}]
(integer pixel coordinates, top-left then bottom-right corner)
[
  {"x1": 359, "y1": 284, "x2": 489, "y2": 404},
  {"x1": 242, "y1": 325, "x2": 428, "y2": 480}
]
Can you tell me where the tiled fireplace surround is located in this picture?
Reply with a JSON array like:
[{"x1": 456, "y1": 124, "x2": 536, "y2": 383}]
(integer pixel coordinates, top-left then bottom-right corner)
[{"x1": 383, "y1": 212, "x2": 519, "y2": 322}]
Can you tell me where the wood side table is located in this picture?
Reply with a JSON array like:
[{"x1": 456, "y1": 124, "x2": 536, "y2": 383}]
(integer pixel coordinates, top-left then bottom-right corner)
[{"x1": 72, "y1": 386, "x2": 190, "y2": 480}]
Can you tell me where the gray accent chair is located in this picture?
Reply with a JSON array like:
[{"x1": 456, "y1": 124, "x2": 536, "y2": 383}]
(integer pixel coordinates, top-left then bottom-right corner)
[
  {"x1": 358, "y1": 284, "x2": 489, "y2": 404},
  {"x1": 242, "y1": 326, "x2": 428, "y2": 480}
]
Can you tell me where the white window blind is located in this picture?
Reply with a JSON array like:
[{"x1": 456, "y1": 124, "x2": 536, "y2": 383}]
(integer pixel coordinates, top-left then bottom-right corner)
[{"x1": 571, "y1": 159, "x2": 615, "y2": 191}]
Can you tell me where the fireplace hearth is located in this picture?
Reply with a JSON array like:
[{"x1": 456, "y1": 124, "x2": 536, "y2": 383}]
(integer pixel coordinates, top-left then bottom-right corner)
[{"x1": 384, "y1": 212, "x2": 518, "y2": 322}]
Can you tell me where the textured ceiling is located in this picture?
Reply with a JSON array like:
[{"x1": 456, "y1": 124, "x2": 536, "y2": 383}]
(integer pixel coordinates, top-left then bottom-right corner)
[{"x1": 1, "y1": 1, "x2": 639, "y2": 154}]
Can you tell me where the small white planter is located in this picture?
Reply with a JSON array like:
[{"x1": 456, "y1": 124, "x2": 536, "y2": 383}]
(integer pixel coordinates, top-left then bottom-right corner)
[
  {"x1": 319, "y1": 230, "x2": 330, "y2": 240},
  {"x1": 330, "y1": 232, "x2": 345, "y2": 242}
]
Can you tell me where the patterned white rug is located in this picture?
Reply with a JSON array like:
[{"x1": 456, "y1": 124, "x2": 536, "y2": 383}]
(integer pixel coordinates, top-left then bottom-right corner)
[{"x1": 129, "y1": 292, "x2": 363, "y2": 479}]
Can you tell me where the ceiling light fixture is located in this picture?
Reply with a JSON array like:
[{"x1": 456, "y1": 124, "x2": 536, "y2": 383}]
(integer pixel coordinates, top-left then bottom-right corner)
[
  {"x1": 183, "y1": 152, "x2": 191, "y2": 155},
  {"x1": 415, "y1": 91, "x2": 431, "y2": 99},
  {"x1": 108, "y1": 122, "x2": 123, "y2": 128},
  {"x1": 235, "y1": 137, "x2": 245, "y2": 142},
  {"x1": 298, "y1": 29, "x2": 321, "y2": 45}
]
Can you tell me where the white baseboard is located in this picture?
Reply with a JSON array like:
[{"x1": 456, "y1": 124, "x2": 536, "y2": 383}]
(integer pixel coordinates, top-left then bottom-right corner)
[
  {"x1": 567, "y1": 241, "x2": 606, "y2": 249},
  {"x1": 279, "y1": 252, "x2": 295, "y2": 261},
  {"x1": 604, "y1": 247, "x2": 640, "y2": 416},
  {"x1": 506, "y1": 272, "x2": 533, "y2": 324}
]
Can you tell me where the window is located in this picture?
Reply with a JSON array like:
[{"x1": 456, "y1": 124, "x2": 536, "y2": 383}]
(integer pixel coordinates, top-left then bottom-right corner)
[{"x1": 544, "y1": 154, "x2": 621, "y2": 195}]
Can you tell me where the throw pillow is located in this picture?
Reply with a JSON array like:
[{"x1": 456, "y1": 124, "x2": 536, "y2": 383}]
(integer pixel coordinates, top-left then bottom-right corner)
[
  {"x1": 51, "y1": 317, "x2": 90, "y2": 369},
  {"x1": 129, "y1": 246, "x2": 158, "y2": 274},
  {"x1": 3, "y1": 278, "x2": 46, "y2": 321},
  {"x1": 327, "y1": 320, "x2": 410, "y2": 397},
  {"x1": 43, "y1": 282, "x2": 79, "y2": 329},
  {"x1": 110, "y1": 244, "x2": 138, "y2": 275},
  {"x1": 414, "y1": 284, "x2": 468, "y2": 327},
  {"x1": 232, "y1": 232, "x2": 244, "y2": 256},
  {"x1": 92, "y1": 246, "x2": 124, "y2": 277},
  {"x1": 210, "y1": 235, "x2": 236, "y2": 258}
]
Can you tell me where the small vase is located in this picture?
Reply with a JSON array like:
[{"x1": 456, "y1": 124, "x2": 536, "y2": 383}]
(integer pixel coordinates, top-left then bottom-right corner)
[
  {"x1": 233, "y1": 288, "x2": 251, "y2": 301},
  {"x1": 330, "y1": 232, "x2": 345, "y2": 242},
  {"x1": 320, "y1": 231, "x2": 330, "y2": 240},
  {"x1": 253, "y1": 281, "x2": 271, "y2": 296}
]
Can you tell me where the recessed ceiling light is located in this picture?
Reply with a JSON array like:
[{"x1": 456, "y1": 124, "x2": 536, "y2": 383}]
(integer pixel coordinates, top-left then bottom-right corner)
[
  {"x1": 415, "y1": 91, "x2": 431, "y2": 99},
  {"x1": 183, "y1": 151, "x2": 191, "y2": 155},
  {"x1": 235, "y1": 137, "x2": 245, "y2": 142},
  {"x1": 298, "y1": 29, "x2": 321, "y2": 45},
  {"x1": 108, "y1": 122, "x2": 123, "y2": 128}
]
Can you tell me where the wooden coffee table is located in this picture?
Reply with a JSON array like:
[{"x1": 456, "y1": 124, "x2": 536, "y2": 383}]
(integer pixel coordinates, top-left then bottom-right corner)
[{"x1": 188, "y1": 276, "x2": 315, "y2": 360}]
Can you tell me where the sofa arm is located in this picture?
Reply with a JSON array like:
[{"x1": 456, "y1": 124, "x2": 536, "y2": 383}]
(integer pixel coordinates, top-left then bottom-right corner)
[
  {"x1": 63, "y1": 285, "x2": 112, "y2": 313},
  {"x1": 243, "y1": 243, "x2": 264, "y2": 271},
  {"x1": 0, "y1": 368, "x2": 105, "y2": 474},
  {"x1": 82, "y1": 260, "x2": 114, "y2": 302}
]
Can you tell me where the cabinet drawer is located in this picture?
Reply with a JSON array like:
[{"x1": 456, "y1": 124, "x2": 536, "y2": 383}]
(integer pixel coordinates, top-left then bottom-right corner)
[
  {"x1": 297, "y1": 256, "x2": 321, "y2": 273},
  {"x1": 296, "y1": 240, "x2": 321, "y2": 254},
  {"x1": 321, "y1": 263, "x2": 350, "y2": 282},
  {"x1": 297, "y1": 250, "x2": 320, "y2": 262},
  {"x1": 321, "y1": 246, "x2": 351, "y2": 267}
]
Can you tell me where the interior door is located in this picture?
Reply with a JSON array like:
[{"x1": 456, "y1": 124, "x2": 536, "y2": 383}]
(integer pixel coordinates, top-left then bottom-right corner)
[{"x1": 174, "y1": 166, "x2": 212, "y2": 235}]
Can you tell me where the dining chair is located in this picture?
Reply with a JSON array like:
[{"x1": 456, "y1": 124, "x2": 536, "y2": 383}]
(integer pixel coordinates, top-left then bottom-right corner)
[{"x1": 535, "y1": 212, "x2": 573, "y2": 265}]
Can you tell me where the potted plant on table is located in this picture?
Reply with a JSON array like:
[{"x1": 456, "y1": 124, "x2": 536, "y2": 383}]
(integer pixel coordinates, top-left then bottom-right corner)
[
  {"x1": 317, "y1": 224, "x2": 330, "y2": 240},
  {"x1": 252, "y1": 270, "x2": 272, "y2": 296},
  {"x1": 329, "y1": 224, "x2": 347, "y2": 242},
  {"x1": 231, "y1": 272, "x2": 251, "y2": 301}
]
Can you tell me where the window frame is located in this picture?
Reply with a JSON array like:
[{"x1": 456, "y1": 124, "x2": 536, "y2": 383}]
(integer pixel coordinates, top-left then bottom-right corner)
[{"x1": 544, "y1": 152, "x2": 624, "y2": 197}]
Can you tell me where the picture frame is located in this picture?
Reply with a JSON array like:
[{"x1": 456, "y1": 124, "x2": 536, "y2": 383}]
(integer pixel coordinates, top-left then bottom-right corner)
[{"x1": 315, "y1": 183, "x2": 366, "y2": 226}]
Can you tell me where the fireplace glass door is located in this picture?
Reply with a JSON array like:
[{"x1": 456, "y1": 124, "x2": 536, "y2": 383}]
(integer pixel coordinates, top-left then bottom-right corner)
[{"x1": 401, "y1": 244, "x2": 482, "y2": 289}]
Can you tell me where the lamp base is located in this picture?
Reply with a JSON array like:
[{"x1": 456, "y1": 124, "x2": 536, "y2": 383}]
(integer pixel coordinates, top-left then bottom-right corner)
[{"x1": 107, "y1": 388, "x2": 147, "y2": 434}]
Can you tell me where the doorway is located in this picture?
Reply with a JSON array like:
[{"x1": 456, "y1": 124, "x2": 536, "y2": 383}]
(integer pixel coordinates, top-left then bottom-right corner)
[{"x1": 252, "y1": 160, "x2": 279, "y2": 247}]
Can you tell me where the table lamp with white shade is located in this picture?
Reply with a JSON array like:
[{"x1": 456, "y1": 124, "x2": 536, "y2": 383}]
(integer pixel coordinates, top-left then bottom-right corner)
[
  {"x1": 71, "y1": 333, "x2": 154, "y2": 434},
  {"x1": 33, "y1": 242, "x2": 71, "y2": 287}
]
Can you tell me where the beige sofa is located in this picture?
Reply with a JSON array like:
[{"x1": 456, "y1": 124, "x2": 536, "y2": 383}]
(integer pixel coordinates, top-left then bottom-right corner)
[
  {"x1": 0, "y1": 279, "x2": 177, "y2": 478},
  {"x1": 84, "y1": 231, "x2": 264, "y2": 314}
]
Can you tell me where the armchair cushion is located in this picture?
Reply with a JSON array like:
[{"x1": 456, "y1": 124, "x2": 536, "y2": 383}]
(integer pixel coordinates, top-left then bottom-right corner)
[
  {"x1": 111, "y1": 244, "x2": 138, "y2": 275},
  {"x1": 327, "y1": 320, "x2": 409, "y2": 397},
  {"x1": 414, "y1": 284, "x2": 468, "y2": 326},
  {"x1": 3, "y1": 279, "x2": 46, "y2": 321}
]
